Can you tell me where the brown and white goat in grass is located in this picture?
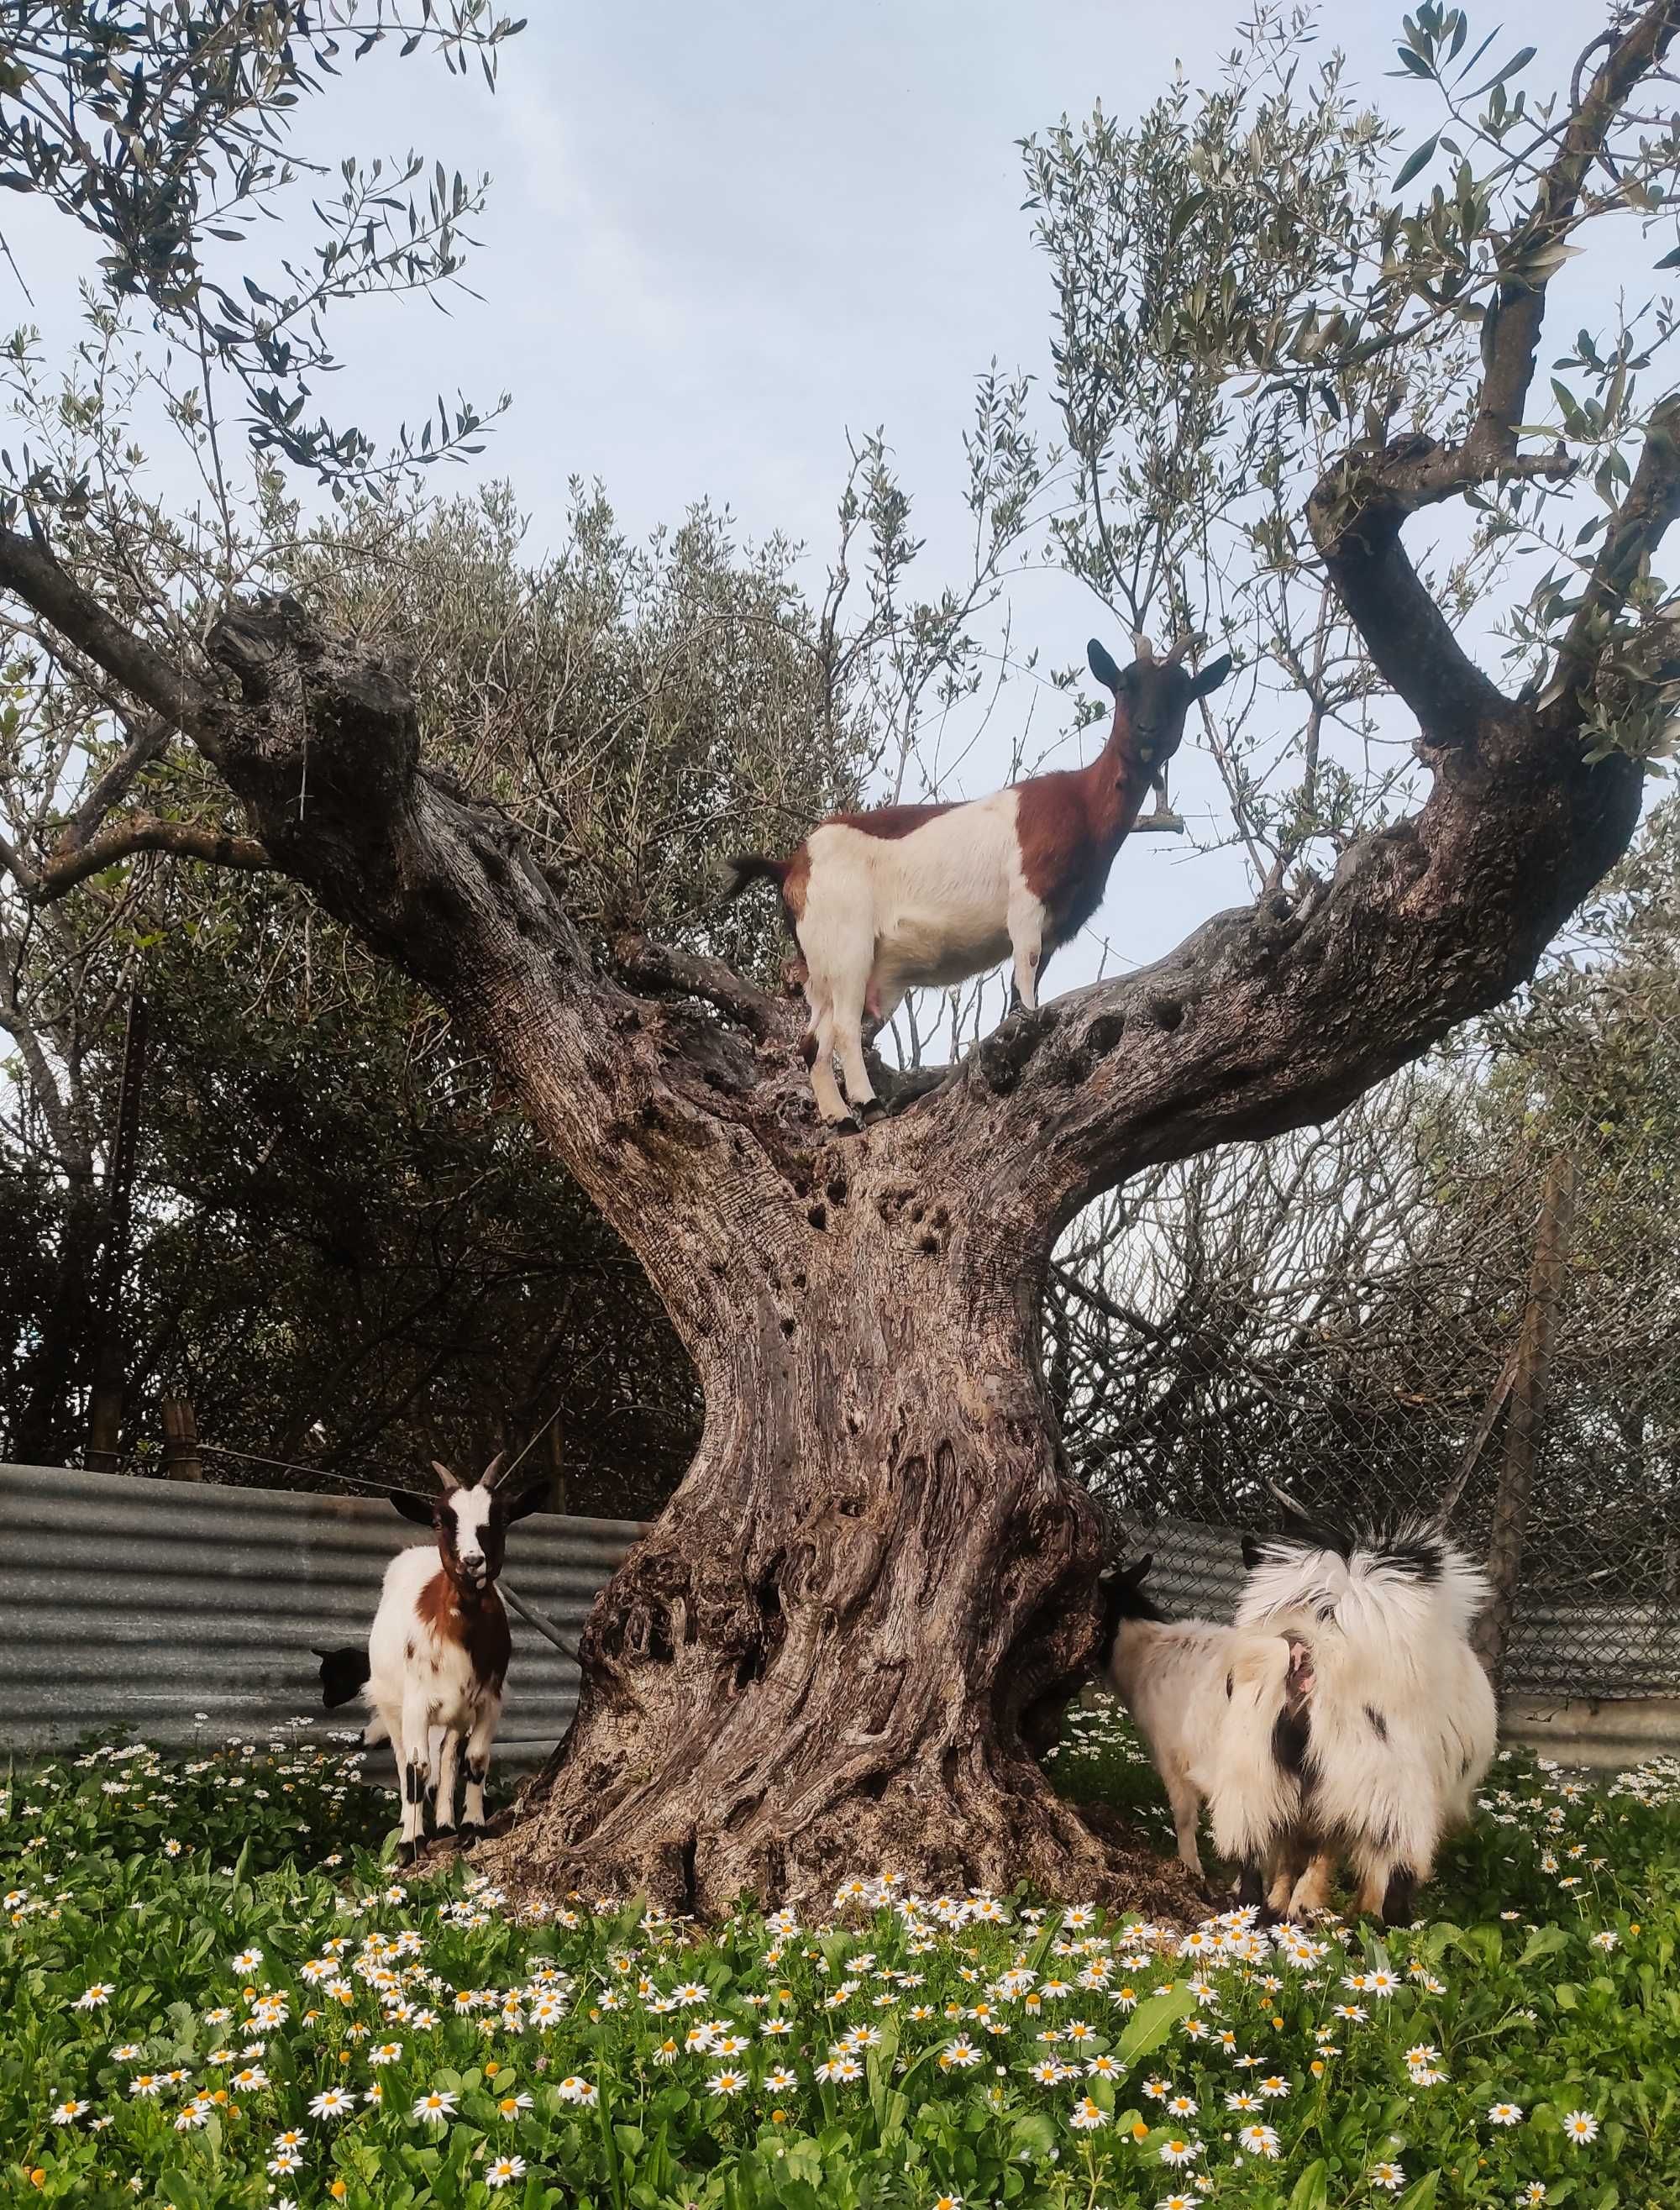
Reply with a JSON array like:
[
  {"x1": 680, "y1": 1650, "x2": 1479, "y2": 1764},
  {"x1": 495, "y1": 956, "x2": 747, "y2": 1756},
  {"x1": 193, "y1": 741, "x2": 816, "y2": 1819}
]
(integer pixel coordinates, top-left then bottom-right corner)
[
  {"x1": 316, "y1": 1453, "x2": 543, "y2": 1865},
  {"x1": 727, "y1": 632, "x2": 1231, "y2": 1124},
  {"x1": 1100, "y1": 1555, "x2": 1315, "y2": 1894}
]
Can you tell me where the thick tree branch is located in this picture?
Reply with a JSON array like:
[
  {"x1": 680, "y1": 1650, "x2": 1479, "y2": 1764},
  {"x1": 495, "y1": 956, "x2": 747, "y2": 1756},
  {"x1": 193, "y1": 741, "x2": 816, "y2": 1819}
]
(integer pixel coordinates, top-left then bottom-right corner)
[
  {"x1": 1472, "y1": 2, "x2": 1680, "y2": 459},
  {"x1": 610, "y1": 934, "x2": 782, "y2": 1042},
  {"x1": 1307, "y1": 443, "x2": 1513, "y2": 740},
  {"x1": 20, "y1": 813, "x2": 272, "y2": 902},
  {"x1": 1552, "y1": 396, "x2": 1680, "y2": 688},
  {"x1": 0, "y1": 529, "x2": 214, "y2": 740}
]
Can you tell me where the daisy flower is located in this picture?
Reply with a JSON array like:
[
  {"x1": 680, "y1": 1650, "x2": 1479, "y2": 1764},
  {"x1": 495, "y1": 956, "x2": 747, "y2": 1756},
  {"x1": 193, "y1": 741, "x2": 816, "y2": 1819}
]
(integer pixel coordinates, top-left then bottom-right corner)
[
  {"x1": 708, "y1": 2069, "x2": 749, "y2": 2097},
  {"x1": 308, "y1": 2087, "x2": 355, "y2": 2119},
  {"x1": 765, "y1": 2066, "x2": 799, "y2": 2093},
  {"x1": 1516, "y1": 2186, "x2": 1548, "y2": 2206},
  {"x1": 558, "y1": 2076, "x2": 599, "y2": 2106},
  {"x1": 1562, "y1": 2110, "x2": 1599, "y2": 2145},
  {"x1": 1068, "y1": 2097, "x2": 1109, "y2": 2131},
  {"x1": 231, "y1": 2066, "x2": 268, "y2": 2092},
  {"x1": 273, "y1": 2129, "x2": 306, "y2": 2151},
  {"x1": 267, "y1": 2151, "x2": 303, "y2": 2176},
  {"x1": 1257, "y1": 2075, "x2": 1291, "y2": 2097},
  {"x1": 74, "y1": 1984, "x2": 115, "y2": 2010},
  {"x1": 1158, "y1": 2197, "x2": 1199, "y2": 2210},
  {"x1": 50, "y1": 2099, "x2": 90, "y2": 2124},
  {"x1": 1238, "y1": 2122, "x2": 1281, "y2": 2159},
  {"x1": 496, "y1": 2092, "x2": 534, "y2": 2118},
  {"x1": 368, "y1": 2042, "x2": 402, "y2": 2066},
  {"x1": 1226, "y1": 2089, "x2": 1263, "y2": 2112},
  {"x1": 412, "y1": 2089, "x2": 458, "y2": 2123},
  {"x1": 485, "y1": 2155, "x2": 527, "y2": 2189},
  {"x1": 1488, "y1": 2102, "x2": 1523, "y2": 2126},
  {"x1": 1159, "y1": 2138, "x2": 1203, "y2": 2166},
  {"x1": 1167, "y1": 2092, "x2": 1199, "y2": 2118},
  {"x1": 941, "y1": 2036, "x2": 981, "y2": 2070},
  {"x1": 1370, "y1": 2162, "x2": 1406, "y2": 2192}
]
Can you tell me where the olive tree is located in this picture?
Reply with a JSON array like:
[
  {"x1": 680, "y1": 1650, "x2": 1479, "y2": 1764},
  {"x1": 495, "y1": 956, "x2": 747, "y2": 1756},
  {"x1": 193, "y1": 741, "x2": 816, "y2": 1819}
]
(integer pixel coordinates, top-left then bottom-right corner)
[{"x1": 4, "y1": 2, "x2": 1680, "y2": 1911}]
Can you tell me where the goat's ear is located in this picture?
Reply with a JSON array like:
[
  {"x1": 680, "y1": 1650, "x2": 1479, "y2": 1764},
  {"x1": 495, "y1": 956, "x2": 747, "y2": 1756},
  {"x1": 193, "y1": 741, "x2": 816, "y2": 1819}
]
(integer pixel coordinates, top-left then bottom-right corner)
[
  {"x1": 1190, "y1": 652, "x2": 1232, "y2": 698},
  {"x1": 1087, "y1": 637, "x2": 1124, "y2": 694},
  {"x1": 391, "y1": 1490, "x2": 437, "y2": 1526},
  {"x1": 1126, "y1": 1552, "x2": 1153, "y2": 1583},
  {"x1": 1240, "y1": 1534, "x2": 1264, "y2": 1570},
  {"x1": 501, "y1": 1483, "x2": 548, "y2": 1524}
]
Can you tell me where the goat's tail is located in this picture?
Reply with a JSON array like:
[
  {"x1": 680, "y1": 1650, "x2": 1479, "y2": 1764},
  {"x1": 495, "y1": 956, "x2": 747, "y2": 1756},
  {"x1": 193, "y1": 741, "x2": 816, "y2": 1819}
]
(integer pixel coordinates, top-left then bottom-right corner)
[
  {"x1": 313, "y1": 1645, "x2": 371, "y2": 1710},
  {"x1": 722, "y1": 852, "x2": 790, "y2": 901},
  {"x1": 1207, "y1": 1632, "x2": 1313, "y2": 1862}
]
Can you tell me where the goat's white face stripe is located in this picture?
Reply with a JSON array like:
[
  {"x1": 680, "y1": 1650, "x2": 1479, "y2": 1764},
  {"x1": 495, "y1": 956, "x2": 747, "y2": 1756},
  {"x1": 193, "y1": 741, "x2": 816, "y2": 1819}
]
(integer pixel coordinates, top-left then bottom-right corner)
[{"x1": 449, "y1": 1487, "x2": 495, "y2": 1577}]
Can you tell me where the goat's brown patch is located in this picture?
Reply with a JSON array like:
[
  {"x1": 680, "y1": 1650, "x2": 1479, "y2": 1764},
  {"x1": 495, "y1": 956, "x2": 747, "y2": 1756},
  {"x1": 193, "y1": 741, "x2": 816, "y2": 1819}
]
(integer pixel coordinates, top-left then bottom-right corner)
[
  {"x1": 1015, "y1": 689, "x2": 1167, "y2": 946},
  {"x1": 780, "y1": 846, "x2": 811, "y2": 924},
  {"x1": 417, "y1": 1569, "x2": 512, "y2": 1692},
  {"x1": 830, "y1": 800, "x2": 958, "y2": 842}
]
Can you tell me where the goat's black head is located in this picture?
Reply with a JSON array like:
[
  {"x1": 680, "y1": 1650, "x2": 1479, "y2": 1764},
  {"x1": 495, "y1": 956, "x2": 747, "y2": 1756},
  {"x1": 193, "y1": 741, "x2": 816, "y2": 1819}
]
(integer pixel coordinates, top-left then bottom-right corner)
[
  {"x1": 1088, "y1": 633, "x2": 1232, "y2": 774},
  {"x1": 1097, "y1": 1551, "x2": 1168, "y2": 1640},
  {"x1": 390, "y1": 1451, "x2": 546, "y2": 1604}
]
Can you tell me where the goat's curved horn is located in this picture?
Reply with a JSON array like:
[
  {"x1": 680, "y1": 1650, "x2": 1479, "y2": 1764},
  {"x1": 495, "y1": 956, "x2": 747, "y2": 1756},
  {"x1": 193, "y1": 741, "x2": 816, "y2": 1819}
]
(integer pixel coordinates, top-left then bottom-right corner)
[
  {"x1": 1131, "y1": 629, "x2": 1156, "y2": 664},
  {"x1": 1163, "y1": 629, "x2": 1201, "y2": 667},
  {"x1": 430, "y1": 1459, "x2": 463, "y2": 1493},
  {"x1": 480, "y1": 1450, "x2": 511, "y2": 1491}
]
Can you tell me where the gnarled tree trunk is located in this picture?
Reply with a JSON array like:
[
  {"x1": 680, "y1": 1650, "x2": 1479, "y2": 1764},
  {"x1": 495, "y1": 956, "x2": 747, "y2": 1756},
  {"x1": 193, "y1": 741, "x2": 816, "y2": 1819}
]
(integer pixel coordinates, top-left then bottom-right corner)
[{"x1": 504, "y1": 1164, "x2": 1124, "y2": 1909}]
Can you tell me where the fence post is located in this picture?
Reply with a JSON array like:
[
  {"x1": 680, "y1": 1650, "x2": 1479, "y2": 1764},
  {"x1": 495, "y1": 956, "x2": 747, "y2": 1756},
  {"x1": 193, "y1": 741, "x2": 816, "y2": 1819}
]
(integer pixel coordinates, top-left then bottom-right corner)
[
  {"x1": 1473, "y1": 1152, "x2": 1577, "y2": 1690},
  {"x1": 161, "y1": 1396, "x2": 204, "y2": 1482},
  {"x1": 546, "y1": 1415, "x2": 567, "y2": 1514}
]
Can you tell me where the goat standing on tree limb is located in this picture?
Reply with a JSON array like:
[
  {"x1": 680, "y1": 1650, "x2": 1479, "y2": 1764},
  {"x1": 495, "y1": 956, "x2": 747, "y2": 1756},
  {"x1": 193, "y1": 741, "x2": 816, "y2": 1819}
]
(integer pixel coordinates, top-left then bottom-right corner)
[{"x1": 726, "y1": 633, "x2": 1232, "y2": 1124}]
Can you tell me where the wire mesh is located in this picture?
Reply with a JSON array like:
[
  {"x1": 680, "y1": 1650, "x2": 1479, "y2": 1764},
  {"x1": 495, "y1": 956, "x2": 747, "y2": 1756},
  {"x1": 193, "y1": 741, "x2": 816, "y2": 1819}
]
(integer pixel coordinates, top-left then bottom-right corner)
[{"x1": 1048, "y1": 1066, "x2": 1680, "y2": 1701}]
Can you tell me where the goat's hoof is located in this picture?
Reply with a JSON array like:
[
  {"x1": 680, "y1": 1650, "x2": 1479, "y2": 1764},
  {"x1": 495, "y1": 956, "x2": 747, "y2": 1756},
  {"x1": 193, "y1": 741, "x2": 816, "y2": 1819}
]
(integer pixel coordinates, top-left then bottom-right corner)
[
  {"x1": 396, "y1": 1840, "x2": 420, "y2": 1869},
  {"x1": 856, "y1": 1098, "x2": 887, "y2": 1125},
  {"x1": 433, "y1": 1824, "x2": 459, "y2": 1850},
  {"x1": 457, "y1": 1823, "x2": 482, "y2": 1850}
]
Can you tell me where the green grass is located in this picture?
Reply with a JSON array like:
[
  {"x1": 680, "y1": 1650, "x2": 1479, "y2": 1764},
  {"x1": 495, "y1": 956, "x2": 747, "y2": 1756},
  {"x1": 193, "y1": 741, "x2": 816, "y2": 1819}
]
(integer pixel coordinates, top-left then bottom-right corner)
[{"x1": 2, "y1": 1705, "x2": 1677, "y2": 2210}]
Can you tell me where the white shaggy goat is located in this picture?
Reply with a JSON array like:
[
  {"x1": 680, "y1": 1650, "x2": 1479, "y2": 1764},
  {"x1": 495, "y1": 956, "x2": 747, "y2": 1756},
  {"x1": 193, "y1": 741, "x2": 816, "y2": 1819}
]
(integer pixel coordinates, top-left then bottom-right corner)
[
  {"x1": 315, "y1": 1453, "x2": 543, "y2": 1863},
  {"x1": 1100, "y1": 1555, "x2": 1315, "y2": 1889},
  {"x1": 727, "y1": 633, "x2": 1231, "y2": 1124},
  {"x1": 1234, "y1": 1520, "x2": 1498, "y2": 1924}
]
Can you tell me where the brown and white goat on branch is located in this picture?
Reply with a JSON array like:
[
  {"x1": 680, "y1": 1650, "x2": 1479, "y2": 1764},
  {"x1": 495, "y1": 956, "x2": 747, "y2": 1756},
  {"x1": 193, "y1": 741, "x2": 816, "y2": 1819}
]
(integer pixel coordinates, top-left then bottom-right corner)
[{"x1": 727, "y1": 633, "x2": 1231, "y2": 1124}]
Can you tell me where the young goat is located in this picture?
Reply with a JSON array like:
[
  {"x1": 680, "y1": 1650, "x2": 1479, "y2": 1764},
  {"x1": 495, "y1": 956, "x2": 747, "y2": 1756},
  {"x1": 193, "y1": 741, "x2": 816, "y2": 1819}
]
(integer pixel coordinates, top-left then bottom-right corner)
[
  {"x1": 1100, "y1": 1555, "x2": 1315, "y2": 1891},
  {"x1": 1233, "y1": 1520, "x2": 1498, "y2": 1926},
  {"x1": 727, "y1": 632, "x2": 1231, "y2": 1124},
  {"x1": 315, "y1": 1452, "x2": 543, "y2": 1863}
]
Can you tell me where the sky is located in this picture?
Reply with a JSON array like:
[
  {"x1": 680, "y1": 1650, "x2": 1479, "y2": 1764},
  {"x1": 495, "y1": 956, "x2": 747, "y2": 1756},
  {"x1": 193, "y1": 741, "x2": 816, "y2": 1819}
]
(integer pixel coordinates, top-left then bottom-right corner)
[{"x1": 1, "y1": 0, "x2": 1644, "y2": 990}]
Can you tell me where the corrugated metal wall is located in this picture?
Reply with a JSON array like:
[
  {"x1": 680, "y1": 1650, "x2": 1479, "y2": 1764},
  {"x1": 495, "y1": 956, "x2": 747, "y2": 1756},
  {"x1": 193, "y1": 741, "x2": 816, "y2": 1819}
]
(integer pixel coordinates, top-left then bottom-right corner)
[
  {"x1": 1119, "y1": 1516, "x2": 1680, "y2": 1700},
  {"x1": 0, "y1": 1464, "x2": 643, "y2": 1766}
]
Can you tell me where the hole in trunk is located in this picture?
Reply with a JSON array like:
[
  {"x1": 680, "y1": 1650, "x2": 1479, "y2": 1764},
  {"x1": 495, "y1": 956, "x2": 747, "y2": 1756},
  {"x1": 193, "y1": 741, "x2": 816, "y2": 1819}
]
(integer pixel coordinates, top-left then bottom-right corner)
[
  {"x1": 1148, "y1": 996, "x2": 1184, "y2": 1032},
  {"x1": 678, "y1": 1829, "x2": 699, "y2": 1916},
  {"x1": 807, "y1": 1205, "x2": 827, "y2": 1231},
  {"x1": 780, "y1": 1315, "x2": 796, "y2": 1339},
  {"x1": 827, "y1": 1174, "x2": 848, "y2": 1205},
  {"x1": 857, "y1": 1770, "x2": 889, "y2": 1801}
]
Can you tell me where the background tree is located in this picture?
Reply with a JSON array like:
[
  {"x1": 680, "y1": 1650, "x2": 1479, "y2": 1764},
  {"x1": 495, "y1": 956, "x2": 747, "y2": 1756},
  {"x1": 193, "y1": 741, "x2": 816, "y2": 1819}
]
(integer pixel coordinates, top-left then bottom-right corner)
[{"x1": 4, "y1": 3, "x2": 1680, "y2": 1911}]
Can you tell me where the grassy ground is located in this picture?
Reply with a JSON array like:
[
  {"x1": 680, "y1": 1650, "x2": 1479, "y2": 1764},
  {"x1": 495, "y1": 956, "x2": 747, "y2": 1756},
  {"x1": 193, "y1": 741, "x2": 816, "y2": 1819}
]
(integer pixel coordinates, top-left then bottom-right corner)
[{"x1": 2, "y1": 1703, "x2": 1677, "y2": 2209}]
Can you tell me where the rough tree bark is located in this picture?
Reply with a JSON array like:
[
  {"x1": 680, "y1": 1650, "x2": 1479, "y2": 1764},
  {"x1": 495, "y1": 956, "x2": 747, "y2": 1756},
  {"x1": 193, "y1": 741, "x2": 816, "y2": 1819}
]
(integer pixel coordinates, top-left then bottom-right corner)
[{"x1": 3, "y1": 5, "x2": 1678, "y2": 1915}]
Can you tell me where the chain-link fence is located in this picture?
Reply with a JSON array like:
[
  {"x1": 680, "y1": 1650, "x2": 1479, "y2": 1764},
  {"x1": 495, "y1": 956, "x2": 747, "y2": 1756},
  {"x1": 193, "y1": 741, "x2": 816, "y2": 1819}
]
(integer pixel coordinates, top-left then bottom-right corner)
[{"x1": 1048, "y1": 1062, "x2": 1680, "y2": 1702}]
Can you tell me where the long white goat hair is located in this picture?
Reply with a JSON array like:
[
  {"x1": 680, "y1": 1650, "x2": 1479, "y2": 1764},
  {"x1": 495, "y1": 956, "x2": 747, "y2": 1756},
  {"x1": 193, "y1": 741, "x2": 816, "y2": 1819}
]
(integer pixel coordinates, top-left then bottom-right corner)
[{"x1": 1234, "y1": 1520, "x2": 1497, "y2": 1920}]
